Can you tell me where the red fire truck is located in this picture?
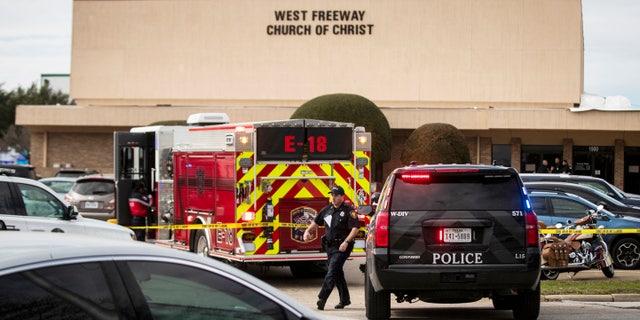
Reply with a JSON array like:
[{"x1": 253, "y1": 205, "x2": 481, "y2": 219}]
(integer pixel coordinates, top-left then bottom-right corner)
[{"x1": 114, "y1": 114, "x2": 372, "y2": 276}]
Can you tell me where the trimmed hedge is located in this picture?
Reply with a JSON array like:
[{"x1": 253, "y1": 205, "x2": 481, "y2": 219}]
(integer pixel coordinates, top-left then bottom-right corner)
[
  {"x1": 291, "y1": 93, "x2": 392, "y2": 163},
  {"x1": 400, "y1": 123, "x2": 470, "y2": 165}
]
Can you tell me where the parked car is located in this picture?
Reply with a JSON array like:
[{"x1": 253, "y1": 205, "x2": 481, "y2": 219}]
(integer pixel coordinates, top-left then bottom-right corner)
[
  {"x1": 524, "y1": 181, "x2": 640, "y2": 218},
  {"x1": 0, "y1": 164, "x2": 39, "y2": 180},
  {"x1": 38, "y1": 177, "x2": 78, "y2": 197},
  {"x1": 0, "y1": 232, "x2": 323, "y2": 320},
  {"x1": 0, "y1": 175, "x2": 134, "y2": 240},
  {"x1": 55, "y1": 168, "x2": 100, "y2": 178},
  {"x1": 528, "y1": 191, "x2": 640, "y2": 270},
  {"x1": 65, "y1": 175, "x2": 115, "y2": 221},
  {"x1": 365, "y1": 164, "x2": 540, "y2": 320},
  {"x1": 519, "y1": 173, "x2": 640, "y2": 207}
]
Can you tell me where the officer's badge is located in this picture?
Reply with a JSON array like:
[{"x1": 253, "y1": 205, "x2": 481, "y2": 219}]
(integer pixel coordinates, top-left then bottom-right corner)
[{"x1": 340, "y1": 211, "x2": 345, "y2": 217}]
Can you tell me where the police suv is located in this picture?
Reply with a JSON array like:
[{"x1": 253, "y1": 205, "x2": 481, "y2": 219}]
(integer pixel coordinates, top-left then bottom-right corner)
[{"x1": 365, "y1": 164, "x2": 541, "y2": 320}]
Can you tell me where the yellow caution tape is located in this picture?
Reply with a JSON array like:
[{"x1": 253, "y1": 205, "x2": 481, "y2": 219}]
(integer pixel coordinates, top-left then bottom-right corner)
[
  {"x1": 540, "y1": 228, "x2": 640, "y2": 235},
  {"x1": 128, "y1": 222, "x2": 314, "y2": 230}
]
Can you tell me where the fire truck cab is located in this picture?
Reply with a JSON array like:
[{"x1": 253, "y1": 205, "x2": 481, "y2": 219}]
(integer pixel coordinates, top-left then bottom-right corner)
[{"x1": 114, "y1": 114, "x2": 372, "y2": 276}]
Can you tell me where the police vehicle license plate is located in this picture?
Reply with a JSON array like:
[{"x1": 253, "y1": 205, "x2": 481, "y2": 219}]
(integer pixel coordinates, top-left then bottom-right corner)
[
  {"x1": 444, "y1": 228, "x2": 472, "y2": 243},
  {"x1": 84, "y1": 201, "x2": 99, "y2": 209}
]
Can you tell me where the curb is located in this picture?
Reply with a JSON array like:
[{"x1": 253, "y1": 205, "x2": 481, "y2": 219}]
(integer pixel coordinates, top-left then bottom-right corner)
[{"x1": 543, "y1": 294, "x2": 640, "y2": 302}]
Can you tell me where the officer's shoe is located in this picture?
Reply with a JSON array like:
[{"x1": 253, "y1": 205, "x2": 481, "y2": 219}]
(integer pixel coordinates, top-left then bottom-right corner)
[
  {"x1": 334, "y1": 301, "x2": 351, "y2": 309},
  {"x1": 316, "y1": 299, "x2": 326, "y2": 310}
]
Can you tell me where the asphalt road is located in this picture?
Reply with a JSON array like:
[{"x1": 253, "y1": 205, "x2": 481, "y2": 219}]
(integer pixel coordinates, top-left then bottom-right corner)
[{"x1": 248, "y1": 258, "x2": 640, "y2": 320}]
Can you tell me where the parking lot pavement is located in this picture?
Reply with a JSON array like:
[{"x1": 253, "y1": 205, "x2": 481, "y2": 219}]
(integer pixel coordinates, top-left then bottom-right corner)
[{"x1": 247, "y1": 259, "x2": 640, "y2": 320}]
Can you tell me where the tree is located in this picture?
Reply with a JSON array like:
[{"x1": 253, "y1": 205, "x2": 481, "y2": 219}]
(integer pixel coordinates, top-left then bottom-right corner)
[
  {"x1": 290, "y1": 93, "x2": 392, "y2": 181},
  {"x1": 0, "y1": 81, "x2": 73, "y2": 158},
  {"x1": 400, "y1": 123, "x2": 471, "y2": 165}
]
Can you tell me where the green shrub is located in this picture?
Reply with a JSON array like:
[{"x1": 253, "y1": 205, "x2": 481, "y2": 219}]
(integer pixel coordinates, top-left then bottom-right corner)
[
  {"x1": 400, "y1": 123, "x2": 470, "y2": 165},
  {"x1": 291, "y1": 93, "x2": 392, "y2": 163}
]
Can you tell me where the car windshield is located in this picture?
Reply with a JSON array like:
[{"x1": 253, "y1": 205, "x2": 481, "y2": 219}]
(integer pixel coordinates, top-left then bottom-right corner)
[{"x1": 72, "y1": 180, "x2": 114, "y2": 195}]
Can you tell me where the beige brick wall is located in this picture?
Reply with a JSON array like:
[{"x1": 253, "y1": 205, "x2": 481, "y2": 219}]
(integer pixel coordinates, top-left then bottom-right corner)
[{"x1": 33, "y1": 132, "x2": 114, "y2": 178}]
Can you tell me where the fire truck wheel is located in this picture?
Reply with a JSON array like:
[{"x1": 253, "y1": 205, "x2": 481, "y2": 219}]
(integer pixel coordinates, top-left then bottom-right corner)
[
  {"x1": 289, "y1": 261, "x2": 327, "y2": 278},
  {"x1": 194, "y1": 230, "x2": 209, "y2": 257}
]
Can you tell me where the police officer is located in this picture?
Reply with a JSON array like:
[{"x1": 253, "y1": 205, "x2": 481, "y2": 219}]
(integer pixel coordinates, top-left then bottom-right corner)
[
  {"x1": 129, "y1": 181, "x2": 152, "y2": 241},
  {"x1": 303, "y1": 185, "x2": 359, "y2": 310}
]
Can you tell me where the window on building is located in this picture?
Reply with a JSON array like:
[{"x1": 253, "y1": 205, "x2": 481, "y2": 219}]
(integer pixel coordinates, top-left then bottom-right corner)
[{"x1": 492, "y1": 144, "x2": 511, "y2": 167}]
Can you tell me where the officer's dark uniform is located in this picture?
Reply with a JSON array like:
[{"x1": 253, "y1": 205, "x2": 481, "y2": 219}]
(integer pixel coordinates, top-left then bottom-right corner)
[{"x1": 315, "y1": 196, "x2": 358, "y2": 309}]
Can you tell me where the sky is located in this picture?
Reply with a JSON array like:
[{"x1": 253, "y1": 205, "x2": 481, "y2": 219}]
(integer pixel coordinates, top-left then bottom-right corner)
[{"x1": 0, "y1": 0, "x2": 639, "y2": 106}]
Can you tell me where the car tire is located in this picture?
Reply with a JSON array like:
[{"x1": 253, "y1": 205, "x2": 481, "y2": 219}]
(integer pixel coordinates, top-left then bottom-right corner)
[
  {"x1": 540, "y1": 269, "x2": 559, "y2": 281},
  {"x1": 512, "y1": 283, "x2": 540, "y2": 320},
  {"x1": 611, "y1": 238, "x2": 640, "y2": 270},
  {"x1": 365, "y1": 272, "x2": 390, "y2": 320},
  {"x1": 194, "y1": 229, "x2": 209, "y2": 257}
]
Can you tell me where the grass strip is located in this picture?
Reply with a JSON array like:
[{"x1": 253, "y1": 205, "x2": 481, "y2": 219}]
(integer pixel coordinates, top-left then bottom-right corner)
[{"x1": 541, "y1": 278, "x2": 640, "y2": 295}]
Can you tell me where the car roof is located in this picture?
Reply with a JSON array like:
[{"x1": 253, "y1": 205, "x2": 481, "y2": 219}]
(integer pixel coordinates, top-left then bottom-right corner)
[
  {"x1": 525, "y1": 181, "x2": 628, "y2": 205},
  {"x1": 39, "y1": 177, "x2": 78, "y2": 182},
  {"x1": 0, "y1": 232, "x2": 320, "y2": 319},
  {"x1": 394, "y1": 164, "x2": 518, "y2": 173},
  {"x1": 75, "y1": 174, "x2": 115, "y2": 182},
  {"x1": 519, "y1": 173, "x2": 602, "y2": 181},
  {"x1": 525, "y1": 181, "x2": 607, "y2": 193},
  {"x1": 0, "y1": 175, "x2": 66, "y2": 200}
]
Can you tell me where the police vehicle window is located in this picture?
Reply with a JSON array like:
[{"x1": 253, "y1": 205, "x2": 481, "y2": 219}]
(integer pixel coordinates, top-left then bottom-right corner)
[
  {"x1": 0, "y1": 262, "x2": 117, "y2": 319},
  {"x1": 16, "y1": 183, "x2": 65, "y2": 218},
  {"x1": 391, "y1": 174, "x2": 522, "y2": 211},
  {"x1": 550, "y1": 198, "x2": 590, "y2": 219},
  {"x1": 127, "y1": 261, "x2": 287, "y2": 320}
]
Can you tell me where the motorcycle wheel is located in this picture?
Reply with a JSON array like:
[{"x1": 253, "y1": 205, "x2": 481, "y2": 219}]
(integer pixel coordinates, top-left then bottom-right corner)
[
  {"x1": 540, "y1": 269, "x2": 559, "y2": 281},
  {"x1": 602, "y1": 264, "x2": 614, "y2": 278}
]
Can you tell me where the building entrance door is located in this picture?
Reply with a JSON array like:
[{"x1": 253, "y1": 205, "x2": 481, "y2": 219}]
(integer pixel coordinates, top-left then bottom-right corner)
[
  {"x1": 520, "y1": 145, "x2": 562, "y2": 173},
  {"x1": 624, "y1": 147, "x2": 640, "y2": 194},
  {"x1": 572, "y1": 146, "x2": 614, "y2": 184}
]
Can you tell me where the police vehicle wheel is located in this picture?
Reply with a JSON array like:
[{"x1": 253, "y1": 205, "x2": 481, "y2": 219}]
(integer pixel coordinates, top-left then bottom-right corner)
[
  {"x1": 512, "y1": 282, "x2": 540, "y2": 320},
  {"x1": 365, "y1": 272, "x2": 390, "y2": 320}
]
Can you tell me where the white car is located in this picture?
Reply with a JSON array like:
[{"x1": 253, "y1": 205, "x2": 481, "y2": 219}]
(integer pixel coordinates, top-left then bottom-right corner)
[{"x1": 0, "y1": 175, "x2": 134, "y2": 240}]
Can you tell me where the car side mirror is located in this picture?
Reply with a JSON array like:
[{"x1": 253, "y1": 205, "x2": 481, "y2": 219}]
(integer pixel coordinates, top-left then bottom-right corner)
[{"x1": 62, "y1": 205, "x2": 79, "y2": 220}]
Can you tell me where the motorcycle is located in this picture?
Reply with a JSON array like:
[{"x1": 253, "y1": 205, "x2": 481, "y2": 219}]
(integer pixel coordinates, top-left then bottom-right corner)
[{"x1": 539, "y1": 205, "x2": 615, "y2": 280}]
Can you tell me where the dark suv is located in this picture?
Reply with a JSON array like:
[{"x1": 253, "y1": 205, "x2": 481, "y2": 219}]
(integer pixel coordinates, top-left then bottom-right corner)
[{"x1": 365, "y1": 164, "x2": 541, "y2": 320}]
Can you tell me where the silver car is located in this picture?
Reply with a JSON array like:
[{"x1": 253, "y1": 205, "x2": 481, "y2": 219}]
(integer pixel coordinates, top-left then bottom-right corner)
[
  {"x1": 0, "y1": 232, "x2": 323, "y2": 320},
  {"x1": 65, "y1": 175, "x2": 116, "y2": 221}
]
